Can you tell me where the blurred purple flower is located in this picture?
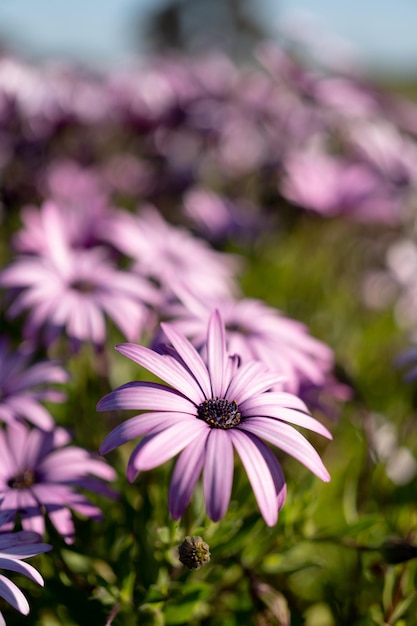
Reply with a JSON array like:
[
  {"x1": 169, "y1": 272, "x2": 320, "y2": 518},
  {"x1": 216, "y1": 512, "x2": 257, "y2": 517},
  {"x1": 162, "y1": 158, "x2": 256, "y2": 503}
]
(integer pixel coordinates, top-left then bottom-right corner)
[
  {"x1": 0, "y1": 509, "x2": 51, "y2": 624},
  {"x1": 97, "y1": 310, "x2": 331, "y2": 526},
  {"x1": 386, "y1": 239, "x2": 417, "y2": 334},
  {"x1": 14, "y1": 198, "x2": 112, "y2": 255},
  {"x1": 0, "y1": 422, "x2": 116, "y2": 544},
  {"x1": 0, "y1": 241, "x2": 159, "y2": 349},
  {"x1": 348, "y1": 120, "x2": 417, "y2": 188},
  {"x1": 157, "y1": 296, "x2": 334, "y2": 395},
  {"x1": 183, "y1": 187, "x2": 264, "y2": 243},
  {"x1": 101, "y1": 206, "x2": 241, "y2": 302},
  {"x1": 282, "y1": 151, "x2": 401, "y2": 224},
  {"x1": 0, "y1": 337, "x2": 68, "y2": 430}
]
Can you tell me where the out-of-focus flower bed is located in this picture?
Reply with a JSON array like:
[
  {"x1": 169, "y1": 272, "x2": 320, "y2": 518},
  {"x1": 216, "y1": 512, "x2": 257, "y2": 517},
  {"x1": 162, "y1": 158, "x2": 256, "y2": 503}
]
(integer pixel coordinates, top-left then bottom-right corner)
[{"x1": 1, "y1": 38, "x2": 417, "y2": 625}]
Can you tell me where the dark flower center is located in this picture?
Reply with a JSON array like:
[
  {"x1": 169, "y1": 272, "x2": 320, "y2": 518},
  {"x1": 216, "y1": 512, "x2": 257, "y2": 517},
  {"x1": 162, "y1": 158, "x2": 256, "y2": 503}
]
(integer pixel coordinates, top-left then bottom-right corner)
[
  {"x1": 7, "y1": 469, "x2": 37, "y2": 490},
  {"x1": 226, "y1": 321, "x2": 250, "y2": 336},
  {"x1": 197, "y1": 397, "x2": 241, "y2": 429},
  {"x1": 70, "y1": 279, "x2": 95, "y2": 293}
]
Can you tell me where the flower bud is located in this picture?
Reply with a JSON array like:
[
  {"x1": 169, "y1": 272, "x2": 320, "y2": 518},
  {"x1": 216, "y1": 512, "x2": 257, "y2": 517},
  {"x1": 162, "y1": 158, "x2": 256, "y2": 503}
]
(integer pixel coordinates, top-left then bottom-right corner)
[{"x1": 178, "y1": 536, "x2": 210, "y2": 570}]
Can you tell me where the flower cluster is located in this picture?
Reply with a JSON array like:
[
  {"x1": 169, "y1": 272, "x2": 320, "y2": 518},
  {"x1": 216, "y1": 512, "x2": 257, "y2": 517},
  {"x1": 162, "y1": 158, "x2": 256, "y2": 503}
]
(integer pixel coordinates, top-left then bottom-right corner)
[{"x1": 3, "y1": 28, "x2": 417, "y2": 623}]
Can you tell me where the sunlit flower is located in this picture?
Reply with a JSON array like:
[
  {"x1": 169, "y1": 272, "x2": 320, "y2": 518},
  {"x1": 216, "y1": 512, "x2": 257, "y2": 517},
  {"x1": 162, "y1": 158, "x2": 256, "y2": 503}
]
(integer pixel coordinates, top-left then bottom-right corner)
[
  {"x1": 0, "y1": 509, "x2": 51, "y2": 625},
  {"x1": 156, "y1": 295, "x2": 333, "y2": 395},
  {"x1": 183, "y1": 187, "x2": 263, "y2": 243},
  {"x1": 282, "y1": 151, "x2": 401, "y2": 224},
  {"x1": 0, "y1": 337, "x2": 68, "y2": 430},
  {"x1": 0, "y1": 422, "x2": 117, "y2": 544},
  {"x1": 98, "y1": 310, "x2": 331, "y2": 526},
  {"x1": 14, "y1": 198, "x2": 111, "y2": 255},
  {"x1": 0, "y1": 242, "x2": 159, "y2": 349},
  {"x1": 101, "y1": 206, "x2": 241, "y2": 302}
]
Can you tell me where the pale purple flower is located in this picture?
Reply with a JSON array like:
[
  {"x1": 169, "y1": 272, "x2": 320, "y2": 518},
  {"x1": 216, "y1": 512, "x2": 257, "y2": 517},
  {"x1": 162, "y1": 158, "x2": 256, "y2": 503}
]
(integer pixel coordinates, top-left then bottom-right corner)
[
  {"x1": 386, "y1": 239, "x2": 417, "y2": 335},
  {"x1": 0, "y1": 509, "x2": 51, "y2": 624},
  {"x1": 367, "y1": 414, "x2": 417, "y2": 486},
  {"x1": 282, "y1": 151, "x2": 401, "y2": 224},
  {"x1": 98, "y1": 310, "x2": 331, "y2": 526},
  {"x1": 0, "y1": 422, "x2": 117, "y2": 544},
  {"x1": 156, "y1": 295, "x2": 334, "y2": 395},
  {"x1": 14, "y1": 198, "x2": 112, "y2": 255},
  {"x1": 348, "y1": 120, "x2": 417, "y2": 188},
  {"x1": 183, "y1": 187, "x2": 264, "y2": 243},
  {"x1": 101, "y1": 206, "x2": 241, "y2": 302},
  {"x1": 0, "y1": 241, "x2": 159, "y2": 349},
  {"x1": 0, "y1": 337, "x2": 68, "y2": 430}
]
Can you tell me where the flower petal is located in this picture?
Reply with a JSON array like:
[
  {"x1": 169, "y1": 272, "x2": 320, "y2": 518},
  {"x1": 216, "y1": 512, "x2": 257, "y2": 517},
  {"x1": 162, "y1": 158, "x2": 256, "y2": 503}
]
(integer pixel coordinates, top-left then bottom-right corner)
[
  {"x1": 128, "y1": 420, "x2": 207, "y2": 474},
  {"x1": 229, "y1": 429, "x2": 284, "y2": 526},
  {"x1": 0, "y1": 574, "x2": 30, "y2": 615},
  {"x1": 206, "y1": 310, "x2": 227, "y2": 397},
  {"x1": 0, "y1": 557, "x2": 44, "y2": 586},
  {"x1": 161, "y1": 323, "x2": 211, "y2": 398},
  {"x1": 100, "y1": 412, "x2": 195, "y2": 454},
  {"x1": 225, "y1": 362, "x2": 284, "y2": 405},
  {"x1": 240, "y1": 391, "x2": 309, "y2": 413},
  {"x1": 203, "y1": 429, "x2": 234, "y2": 522},
  {"x1": 116, "y1": 343, "x2": 205, "y2": 404},
  {"x1": 241, "y1": 396, "x2": 332, "y2": 439},
  {"x1": 169, "y1": 435, "x2": 208, "y2": 520},
  {"x1": 240, "y1": 417, "x2": 330, "y2": 482},
  {"x1": 96, "y1": 381, "x2": 196, "y2": 414}
]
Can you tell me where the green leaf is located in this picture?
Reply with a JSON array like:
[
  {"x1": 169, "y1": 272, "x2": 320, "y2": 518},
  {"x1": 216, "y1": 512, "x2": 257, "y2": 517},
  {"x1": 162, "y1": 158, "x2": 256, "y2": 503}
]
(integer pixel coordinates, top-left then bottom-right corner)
[{"x1": 389, "y1": 591, "x2": 417, "y2": 623}]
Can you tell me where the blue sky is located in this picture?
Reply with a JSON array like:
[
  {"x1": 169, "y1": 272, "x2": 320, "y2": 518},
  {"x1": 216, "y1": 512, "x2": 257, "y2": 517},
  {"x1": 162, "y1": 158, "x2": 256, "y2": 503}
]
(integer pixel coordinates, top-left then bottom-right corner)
[{"x1": 0, "y1": 0, "x2": 416, "y2": 74}]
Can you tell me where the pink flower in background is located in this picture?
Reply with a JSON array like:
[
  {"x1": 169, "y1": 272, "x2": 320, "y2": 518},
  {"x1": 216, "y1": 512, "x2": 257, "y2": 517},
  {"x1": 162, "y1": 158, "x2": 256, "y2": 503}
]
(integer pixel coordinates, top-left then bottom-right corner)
[
  {"x1": 0, "y1": 242, "x2": 159, "y2": 349},
  {"x1": 183, "y1": 187, "x2": 264, "y2": 243},
  {"x1": 157, "y1": 295, "x2": 334, "y2": 395},
  {"x1": 98, "y1": 310, "x2": 331, "y2": 526},
  {"x1": 14, "y1": 199, "x2": 112, "y2": 255},
  {"x1": 0, "y1": 337, "x2": 68, "y2": 430},
  {"x1": 282, "y1": 151, "x2": 401, "y2": 224},
  {"x1": 102, "y1": 206, "x2": 241, "y2": 302},
  {"x1": 348, "y1": 120, "x2": 417, "y2": 187},
  {"x1": 0, "y1": 422, "x2": 116, "y2": 544},
  {"x1": 0, "y1": 509, "x2": 51, "y2": 624}
]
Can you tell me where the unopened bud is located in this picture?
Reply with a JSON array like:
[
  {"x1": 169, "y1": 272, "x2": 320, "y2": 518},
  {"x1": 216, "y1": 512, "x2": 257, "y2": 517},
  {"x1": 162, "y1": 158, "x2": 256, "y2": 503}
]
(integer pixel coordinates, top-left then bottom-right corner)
[{"x1": 178, "y1": 536, "x2": 210, "y2": 570}]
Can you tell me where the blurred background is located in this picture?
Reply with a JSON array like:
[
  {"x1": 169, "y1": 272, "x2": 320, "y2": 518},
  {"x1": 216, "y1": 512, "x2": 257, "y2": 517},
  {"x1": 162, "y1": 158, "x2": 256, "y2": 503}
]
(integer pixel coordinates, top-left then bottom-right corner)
[{"x1": 0, "y1": 0, "x2": 417, "y2": 80}]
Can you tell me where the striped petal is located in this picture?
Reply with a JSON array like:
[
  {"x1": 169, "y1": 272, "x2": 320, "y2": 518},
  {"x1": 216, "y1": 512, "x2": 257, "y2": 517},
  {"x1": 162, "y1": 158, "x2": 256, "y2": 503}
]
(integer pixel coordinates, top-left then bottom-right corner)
[
  {"x1": 225, "y1": 362, "x2": 284, "y2": 405},
  {"x1": 0, "y1": 557, "x2": 44, "y2": 586},
  {"x1": 241, "y1": 397, "x2": 332, "y2": 439},
  {"x1": 169, "y1": 435, "x2": 208, "y2": 520},
  {"x1": 116, "y1": 343, "x2": 205, "y2": 404},
  {"x1": 127, "y1": 420, "x2": 207, "y2": 477},
  {"x1": 203, "y1": 429, "x2": 234, "y2": 522},
  {"x1": 96, "y1": 381, "x2": 196, "y2": 414},
  {"x1": 239, "y1": 417, "x2": 330, "y2": 482},
  {"x1": 100, "y1": 412, "x2": 195, "y2": 454},
  {"x1": 206, "y1": 310, "x2": 227, "y2": 397},
  {"x1": 229, "y1": 429, "x2": 285, "y2": 526},
  {"x1": 161, "y1": 323, "x2": 211, "y2": 398},
  {"x1": 0, "y1": 574, "x2": 30, "y2": 615}
]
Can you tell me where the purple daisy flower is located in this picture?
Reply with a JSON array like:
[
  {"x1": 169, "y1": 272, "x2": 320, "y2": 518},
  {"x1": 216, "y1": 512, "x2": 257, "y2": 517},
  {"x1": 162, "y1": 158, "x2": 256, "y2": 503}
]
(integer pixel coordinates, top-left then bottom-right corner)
[
  {"x1": 98, "y1": 310, "x2": 331, "y2": 526},
  {"x1": 282, "y1": 151, "x2": 401, "y2": 224},
  {"x1": 157, "y1": 295, "x2": 334, "y2": 395},
  {"x1": 101, "y1": 207, "x2": 241, "y2": 302},
  {"x1": 0, "y1": 509, "x2": 51, "y2": 624},
  {"x1": 0, "y1": 337, "x2": 68, "y2": 430},
  {"x1": 0, "y1": 422, "x2": 117, "y2": 544},
  {"x1": 0, "y1": 242, "x2": 159, "y2": 349},
  {"x1": 14, "y1": 198, "x2": 112, "y2": 255}
]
